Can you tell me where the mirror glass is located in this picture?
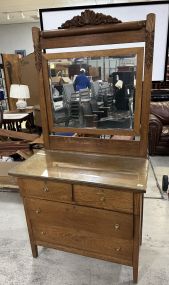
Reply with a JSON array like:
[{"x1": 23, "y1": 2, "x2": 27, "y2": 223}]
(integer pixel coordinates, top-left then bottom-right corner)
[{"x1": 48, "y1": 53, "x2": 137, "y2": 131}]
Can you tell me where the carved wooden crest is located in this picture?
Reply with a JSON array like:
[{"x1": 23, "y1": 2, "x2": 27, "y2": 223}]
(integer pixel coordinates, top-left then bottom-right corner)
[{"x1": 59, "y1": 9, "x2": 122, "y2": 29}]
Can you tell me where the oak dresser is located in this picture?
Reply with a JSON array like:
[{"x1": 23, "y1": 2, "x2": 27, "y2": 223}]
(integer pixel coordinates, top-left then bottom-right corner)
[
  {"x1": 9, "y1": 149, "x2": 148, "y2": 283},
  {"x1": 9, "y1": 10, "x2": 155, "y2": 284}
]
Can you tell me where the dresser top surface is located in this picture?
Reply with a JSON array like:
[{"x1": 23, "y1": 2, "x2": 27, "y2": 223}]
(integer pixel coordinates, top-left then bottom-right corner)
[{"x1": 9, "y1": 150, "x2": 148, "y2": 192}]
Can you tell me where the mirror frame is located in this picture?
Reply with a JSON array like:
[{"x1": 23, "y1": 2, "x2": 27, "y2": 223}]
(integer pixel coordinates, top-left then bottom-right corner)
[
  {"x1": 32, "y1": 12, "x2": 155, "y2": 157},
  {"x1": 42, "y1": 47, "x2": 144, "y2": 136}
]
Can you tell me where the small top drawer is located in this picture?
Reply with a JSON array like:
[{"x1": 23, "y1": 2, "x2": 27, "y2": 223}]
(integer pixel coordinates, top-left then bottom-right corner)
[
  {"x1": 18, "y1": 178, "x2": 72, "y2": 202},
  {"x1": 74, "y1": 185, "x2": 133, "y2": 214}
]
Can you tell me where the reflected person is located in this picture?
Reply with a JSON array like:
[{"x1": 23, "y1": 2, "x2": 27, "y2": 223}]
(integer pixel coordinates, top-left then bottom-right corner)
[
  {"x1": 115, "y1": 80, "x2": 129, "y2": 111},
  {"x1": 73, "y1": 68, "x2": 91, "y2": 91}
]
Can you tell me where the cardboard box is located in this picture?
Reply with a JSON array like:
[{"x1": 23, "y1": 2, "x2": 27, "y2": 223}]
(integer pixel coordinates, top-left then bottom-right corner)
[{"x1": 0, "y1": 162, "x2": 21, "y2": 189}]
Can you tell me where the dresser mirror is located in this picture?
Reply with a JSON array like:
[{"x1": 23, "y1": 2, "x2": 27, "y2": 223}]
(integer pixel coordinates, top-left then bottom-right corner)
[{"x1": 42, "y1": 47, "x2": 144, "y2": 137}]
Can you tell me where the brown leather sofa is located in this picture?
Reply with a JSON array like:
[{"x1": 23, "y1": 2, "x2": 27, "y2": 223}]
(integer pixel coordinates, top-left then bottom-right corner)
[{"x1": 148, "y1": 101, "x2": 169, "y2": 155}]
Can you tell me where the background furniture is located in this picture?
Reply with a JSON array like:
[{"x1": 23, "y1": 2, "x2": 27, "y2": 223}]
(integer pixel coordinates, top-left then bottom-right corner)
[
  {"x1": 148, "y1": 101, "x2": 169, "y2": 155},
  {"x1": 9, "y1": 11, "x2": 155, "y2": 284},
  {"x1": 9, "y1": 84, "x2": 30, "y2": 110},
  {"x1": 151, "y1": 89, "x2": 169, "y2": 102},
  {"x1": 53, "y1": 106, "x2": 70, "y2": 127},
  {"x1": 34, "y1": 104, "x2": 42, "y2": 130},
  {"x1": 0, "y1": 64, "x2": 8, "y2": 110},
  {"x1": 81, "y1": 101, "x2": 98, "y2": 127},
  {"x1": 2, "y1": 53, "x2": 40, "y2": 111},
  {"x1": 62, "y1": 83, "x2": 75, "y2": 105},
  {"x1": 2, "y1": 110, "x2": 34, "y2": 132}
]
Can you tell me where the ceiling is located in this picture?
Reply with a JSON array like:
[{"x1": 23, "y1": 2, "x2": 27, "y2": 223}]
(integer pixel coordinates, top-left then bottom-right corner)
[{"x1": 0, "y1": 0, "x2": 164, "y2": 25}]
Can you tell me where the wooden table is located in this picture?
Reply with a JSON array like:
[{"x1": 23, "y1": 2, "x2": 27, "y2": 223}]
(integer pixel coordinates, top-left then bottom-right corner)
[
  {"x1": 2, "y1": 110, "x2": 34, "y2": 132},
  {"x1": 9, "y1": 150, "x2": 148, "y2": 283}
]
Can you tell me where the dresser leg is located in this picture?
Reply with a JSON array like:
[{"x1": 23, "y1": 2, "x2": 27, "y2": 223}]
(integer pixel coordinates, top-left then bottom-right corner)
[
  {"x1": 133, "y1": 193, "x2": 141, "y2": 284},
  {"x1": 140, "y1": 194, "x2": 144, "y2": 246},
  {"x1": 31, "y1": 243, "x2": 38, "y2": 258},
  {"x1": 133, "y1": 266, "x2": 138, "y2": 283},
  {"x1": 22, "y1": 198, "x2": 38, "y2": 258}
]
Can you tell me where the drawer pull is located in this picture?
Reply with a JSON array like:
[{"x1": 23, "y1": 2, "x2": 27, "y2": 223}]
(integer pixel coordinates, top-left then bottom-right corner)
[
  {"x1": 114, "y1": 247, "x2": 121, "y2": 252},
  {"x1": 35, "y1": 209, "x2": 41, "y2": 214},
  {"x1": 41, "y1": 231, "x2": 46, "y2": 235},
  {"x1": 43, "y1": 186, "x2": 49, "y2": 192},
  {"x1": 100, "y1": 196, "x2": 105, "y2": 202},
  {"x1": 114, "y1": 224, "x2": 120, "y2": 230}
]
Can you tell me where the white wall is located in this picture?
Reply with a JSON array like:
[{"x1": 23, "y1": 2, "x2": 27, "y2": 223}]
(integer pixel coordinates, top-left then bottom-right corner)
[
  {"x1": 42, "y1": 4, "x2": 169, "y2": 81},
  {"x1": 0, "y1": 22, "x2": 40, "y2": 59}
]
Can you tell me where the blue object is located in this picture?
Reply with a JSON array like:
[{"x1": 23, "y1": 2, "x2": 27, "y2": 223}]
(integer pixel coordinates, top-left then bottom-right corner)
[
  {"x1": 74, "y1": 74, "x2": 91, "y2": 91},
  {"x1": 54, "y1": 132, "x2": 74, "y2": 136},
  {"x1": 0, "y1": 90, "x2": 4, "y2": 100}
]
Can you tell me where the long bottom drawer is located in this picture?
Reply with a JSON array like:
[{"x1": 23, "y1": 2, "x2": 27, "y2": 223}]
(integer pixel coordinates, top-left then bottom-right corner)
[
  {"x1": 32, "y1": 223, "x2": 133, "y2": 263},
  {"x1": 26, "y1": 198, "x2": 133, "y2": 263}
]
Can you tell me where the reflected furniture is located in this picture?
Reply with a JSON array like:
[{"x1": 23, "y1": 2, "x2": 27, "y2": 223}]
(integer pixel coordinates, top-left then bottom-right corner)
[
  {"x1": 9, "y1": 10, "x2": 155, "y2": 284},
  {"x1": 2, "y1": 110, "x2": 34, "y2": 132},
  {"x1": 103, "y1": 93, "x2": 114, "y2": 111},
  {"x1": 34, "y1": 104, "x2": 42, "y2": 130},
  {"x1": 81, "y1": 101, "x2": 98, "y2": 127},
  {"x1": 148, "y1": 101, "x2": 169, "y2": 155},
  {"x1": 98, "y1": 111, "x2": 132, "y2": 129},
  {"x1": 90, "y1": 99, "x2": 108, "y2": 118},
  {"x1": 53, "y1": 106, "x2": 70, "y2": 127},
  {"x1": 62, "y1": 83, "x2": 75, "y2": 105},
  {"x1": 91, "y1": 81, "x2": 100, "y2": 98},
  {"x1": 70, "y1": 95, "x2": 80, "y2": 121},
  {"x1": 79, "y1": 88, "x2": 91, "y2": 102}
]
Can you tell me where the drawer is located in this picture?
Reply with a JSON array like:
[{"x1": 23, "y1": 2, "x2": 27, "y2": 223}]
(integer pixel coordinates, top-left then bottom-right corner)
[
  {"x1": 33, "y1": 224, "x2": 133, "y2": 263},
  {"x1": 74, "y1": 185, "x2": 133, "y2": 214},
  {"x1": 26, "y1": 198, "x2": 133, "y2": 240},
  {"x1": 18, "y1": 178, "x2": 72, "y2": 202}
]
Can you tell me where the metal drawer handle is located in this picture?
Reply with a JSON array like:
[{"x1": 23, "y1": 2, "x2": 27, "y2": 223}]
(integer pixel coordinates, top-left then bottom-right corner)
[
  {"x1": 114, "y1": 247, "x2": 121, "y2": 252},
  {"x1": 114, "y1": 224, "x2": 120, "y2": 230},
  {"x1": 35, "y1": 208, "x2": 41, "y2": 214},
  {"x1": 41, "y1": 231, "x2": 46, "y2": 235},
  {"x1": 100, "y1": 196, "x2": 105, "y2": 202},
  {"x1": 43, "y1": 186, "x2": 49, "y2": 192}
]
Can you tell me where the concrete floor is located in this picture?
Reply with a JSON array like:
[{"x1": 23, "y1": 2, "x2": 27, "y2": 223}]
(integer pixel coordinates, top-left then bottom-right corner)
[{"x1": 0, "y1": 157, "x2": 169, "y2": 285}]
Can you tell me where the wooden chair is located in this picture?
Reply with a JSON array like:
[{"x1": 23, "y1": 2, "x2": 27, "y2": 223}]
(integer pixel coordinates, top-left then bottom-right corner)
[
  {"x1": 79, "y1": 88, "x2": 90, "y2": 102},
  {"x1": 81, "y1": 101, "x2": 98, "y2": 127},
  {"x1": 63, "y1": 83, "x2": 75, "y2": 105}
]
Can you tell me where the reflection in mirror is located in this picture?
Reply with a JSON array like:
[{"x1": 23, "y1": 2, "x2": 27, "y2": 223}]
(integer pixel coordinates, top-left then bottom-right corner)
[{"x1": 48, "y1": 54, "x2": 137, "y2": 130}]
